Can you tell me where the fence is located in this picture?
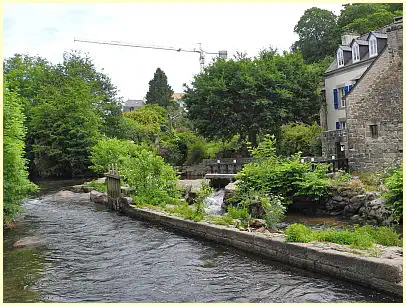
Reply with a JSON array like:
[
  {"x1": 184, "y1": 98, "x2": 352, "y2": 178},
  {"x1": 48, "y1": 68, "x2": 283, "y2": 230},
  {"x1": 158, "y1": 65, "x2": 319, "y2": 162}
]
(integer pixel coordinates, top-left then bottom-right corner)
[{"x1": 105, "y1": 165, "x2": 123, "y2": 211}]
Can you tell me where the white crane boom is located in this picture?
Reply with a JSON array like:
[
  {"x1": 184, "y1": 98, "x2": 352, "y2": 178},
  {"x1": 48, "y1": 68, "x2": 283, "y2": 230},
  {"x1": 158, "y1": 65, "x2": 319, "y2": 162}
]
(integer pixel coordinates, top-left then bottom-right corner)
[{"x1": 73, "y1": 38, "x2": 227, "y2": 71}]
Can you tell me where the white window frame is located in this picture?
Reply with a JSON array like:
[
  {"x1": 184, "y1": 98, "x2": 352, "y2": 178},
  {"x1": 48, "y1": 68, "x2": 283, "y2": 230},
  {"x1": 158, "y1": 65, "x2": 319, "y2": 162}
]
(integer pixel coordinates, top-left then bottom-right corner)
[
  {"x1": 340, "y1": 121, "x2": 346, "y2": 130},
  {"x1": 338, "y1": 87, "x2": 345, "y2": 107},
  {"x1": 352, "y1": 42, "x2": 360, "y2": 63},
  {"x1": 369, "y1": 35, "x2": 378, "y2": 57},
  {"x1": 337, "y1": 49, "x2": 344, "y2": 68}
]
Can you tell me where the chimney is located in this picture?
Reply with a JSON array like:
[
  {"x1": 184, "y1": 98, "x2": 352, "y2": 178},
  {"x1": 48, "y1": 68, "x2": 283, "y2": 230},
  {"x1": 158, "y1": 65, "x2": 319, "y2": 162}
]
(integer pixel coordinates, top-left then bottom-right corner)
[
  {"x1": 341, "y1": 32, "x2": 359, "y2": 46},
  {"x1": 386, "y1": 17, "x2": 403, "y2": 56}
]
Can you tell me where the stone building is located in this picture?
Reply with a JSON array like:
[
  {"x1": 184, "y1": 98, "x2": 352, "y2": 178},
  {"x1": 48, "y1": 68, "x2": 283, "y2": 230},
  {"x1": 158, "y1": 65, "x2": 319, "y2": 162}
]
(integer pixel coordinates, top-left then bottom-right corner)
[
  {"x1": 321, "y1": 17, "x2": 403, "y2": 172},
  {"x1": 345, "y1": 20, "x2": 403, "y2": 171}
]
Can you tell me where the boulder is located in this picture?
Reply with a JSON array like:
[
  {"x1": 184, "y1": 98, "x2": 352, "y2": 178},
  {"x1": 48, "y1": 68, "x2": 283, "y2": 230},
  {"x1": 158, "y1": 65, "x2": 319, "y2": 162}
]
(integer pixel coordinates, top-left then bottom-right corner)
[
  {"x1": 370, "y1": 198, "x2": 384, "y2": 208},
  {"x1": 90, "y1": 190, "x2": 107, "y2": 204},
  {"x1": 350, "y1": 194, "x2": 366, "y2": 204},
  {"x1": 223, "y1": 181, "x2": 237, "y2": 208},
  {"x1": 13, "y1": 236, "x2": 44, "y2": 249}
]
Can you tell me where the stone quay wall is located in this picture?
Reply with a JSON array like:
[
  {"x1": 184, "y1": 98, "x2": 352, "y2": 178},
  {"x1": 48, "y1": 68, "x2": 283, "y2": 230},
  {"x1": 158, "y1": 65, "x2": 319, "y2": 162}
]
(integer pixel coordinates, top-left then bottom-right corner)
[{"x1": 121, "y1": 204, "x2": 402, "y2": 297}]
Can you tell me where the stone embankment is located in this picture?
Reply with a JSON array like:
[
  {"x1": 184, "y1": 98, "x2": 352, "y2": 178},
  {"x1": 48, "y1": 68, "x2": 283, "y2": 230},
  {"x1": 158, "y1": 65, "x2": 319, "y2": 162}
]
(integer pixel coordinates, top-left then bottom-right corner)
[
  {"x1": 121, "y1": 204, "x2": 402, "y2": 297},
  {"x1": 325, "y1": 186, "x2": 393, "y2": 225}
]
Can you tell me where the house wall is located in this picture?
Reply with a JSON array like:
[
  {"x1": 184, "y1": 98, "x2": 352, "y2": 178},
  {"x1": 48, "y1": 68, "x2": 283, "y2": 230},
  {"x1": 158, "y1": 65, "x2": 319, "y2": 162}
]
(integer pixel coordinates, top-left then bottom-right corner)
[
  {"x1": 324, "y1": 62, "x2": 370, "y2": 131},
  {"x1": 345, "y1": 22, "x2": 403, "y2": 172}
]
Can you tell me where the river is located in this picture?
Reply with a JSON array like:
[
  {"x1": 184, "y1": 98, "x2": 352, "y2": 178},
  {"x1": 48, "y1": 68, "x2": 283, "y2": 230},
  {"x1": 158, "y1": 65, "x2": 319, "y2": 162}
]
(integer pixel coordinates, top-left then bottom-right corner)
[{"x1": 3, "y1": 184, "x2": 400, "y2": 302}]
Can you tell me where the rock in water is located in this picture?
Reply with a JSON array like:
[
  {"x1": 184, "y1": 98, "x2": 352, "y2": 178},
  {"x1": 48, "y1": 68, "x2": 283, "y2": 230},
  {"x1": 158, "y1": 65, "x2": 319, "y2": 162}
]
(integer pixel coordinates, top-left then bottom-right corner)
[
  {"x1": 13, "y1": 236, "x2": 44, "y2": 249},
  {"x1": 90, "y1": 190, "x2": 107, "y2": 204}
]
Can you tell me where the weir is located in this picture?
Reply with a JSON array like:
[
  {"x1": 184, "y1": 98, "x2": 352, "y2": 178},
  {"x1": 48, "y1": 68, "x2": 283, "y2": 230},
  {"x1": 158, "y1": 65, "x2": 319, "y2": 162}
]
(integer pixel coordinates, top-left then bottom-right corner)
[{"x1": 105, "y1": 165, "x2": 123, "y2": 211}]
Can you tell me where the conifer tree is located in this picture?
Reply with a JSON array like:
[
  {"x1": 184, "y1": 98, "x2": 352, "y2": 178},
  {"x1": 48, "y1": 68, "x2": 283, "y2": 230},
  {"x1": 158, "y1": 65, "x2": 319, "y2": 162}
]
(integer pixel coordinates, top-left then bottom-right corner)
[{"x1": 145, "y1": 68, "x2": 174, "y2": 108}]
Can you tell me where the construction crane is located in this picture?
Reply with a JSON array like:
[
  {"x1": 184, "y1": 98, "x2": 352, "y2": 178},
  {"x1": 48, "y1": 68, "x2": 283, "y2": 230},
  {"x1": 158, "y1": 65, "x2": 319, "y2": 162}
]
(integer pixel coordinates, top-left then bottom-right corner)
[{"x1": 74, "y1": 38, "x2": 227, "y2": 72}]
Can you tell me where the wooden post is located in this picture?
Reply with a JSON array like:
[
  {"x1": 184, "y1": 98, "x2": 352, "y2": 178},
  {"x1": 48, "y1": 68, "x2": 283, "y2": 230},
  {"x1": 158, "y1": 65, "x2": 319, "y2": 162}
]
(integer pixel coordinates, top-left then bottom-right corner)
[{"x1": 105, "y1": 165, "x2": 123, "y2": 211}]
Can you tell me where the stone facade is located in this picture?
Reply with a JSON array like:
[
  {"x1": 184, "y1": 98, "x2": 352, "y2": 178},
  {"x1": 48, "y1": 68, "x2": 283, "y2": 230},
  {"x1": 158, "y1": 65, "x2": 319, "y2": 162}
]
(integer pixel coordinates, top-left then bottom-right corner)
[
  {"x1": 345, "y1": 22, "x2": 403, "y2": 172},
  {"x1": 321, "y1": 129, "x2": 347, "y2": 159}
]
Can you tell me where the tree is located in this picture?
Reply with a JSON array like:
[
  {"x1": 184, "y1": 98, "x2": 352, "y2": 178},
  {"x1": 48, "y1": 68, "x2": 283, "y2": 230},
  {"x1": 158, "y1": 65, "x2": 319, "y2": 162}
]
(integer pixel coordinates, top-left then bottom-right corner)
[
  {"x1": 338, "y1": 3, "x2": 402, "y2": 34},
  {"x1": 145, "y1": 68, "x2": 174, "y2": 108},
  {"x1": 292, "y1": 7, "x2": 340, "y2": 64},
  {"x1": 30, "y1": 73, "x2": 101, "y2": 177},
  {"x1": 183, "y1": 51, "x2": 322, "y2": 147},
  {"x1": 3, "y1": 87, "x2": 38, "y2": 223}
]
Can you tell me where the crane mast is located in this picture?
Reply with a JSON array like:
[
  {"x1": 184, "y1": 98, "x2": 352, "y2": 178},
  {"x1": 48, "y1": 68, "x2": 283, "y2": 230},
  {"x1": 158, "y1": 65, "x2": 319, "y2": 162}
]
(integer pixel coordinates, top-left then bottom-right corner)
[{"x1": 74, "y1": 38, "x2": 227, "y2": 72}]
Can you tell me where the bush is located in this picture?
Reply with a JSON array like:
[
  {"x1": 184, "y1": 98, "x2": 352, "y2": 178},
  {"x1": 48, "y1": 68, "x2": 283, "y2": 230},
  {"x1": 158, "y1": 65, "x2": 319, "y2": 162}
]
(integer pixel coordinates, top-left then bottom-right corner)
[
  {"x1": 284, "y1": 223, "x2": 401, "y2": 250},
  {"x1": 285, "y1": 223, "x2": 314, "y2": 242},
  {"x1": 237, "y1": 135, "x2": 330, "y2": 205},
  {"x1": 89, "y1": 137, "x2": 153, "y2": 174},
  {"x1": 86, "y1": 180, "x2": 106, "y2": 193},
  {"x1": 227, "y1": 206, "x2": 250, "y2": 220},
  {"x1": 382, "y1": 165, "x2": 403, "y2": 222},
  {"x1": 278, "y1": 122, "x2": 323, "y2": 157},
  {"x1": 122, "y1": 148, "x2": 180, "y2": 206}
]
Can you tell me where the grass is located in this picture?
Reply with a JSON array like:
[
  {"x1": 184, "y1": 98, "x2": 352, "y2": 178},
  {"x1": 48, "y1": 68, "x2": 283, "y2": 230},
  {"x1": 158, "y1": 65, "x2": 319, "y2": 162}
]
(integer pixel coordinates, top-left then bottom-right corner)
[
  {"x1": 85, "y1": 180, "x2": 107, "y2": 193},
  {"x1": 284, "y1": 223, "x2": 402, "y2": 250}
]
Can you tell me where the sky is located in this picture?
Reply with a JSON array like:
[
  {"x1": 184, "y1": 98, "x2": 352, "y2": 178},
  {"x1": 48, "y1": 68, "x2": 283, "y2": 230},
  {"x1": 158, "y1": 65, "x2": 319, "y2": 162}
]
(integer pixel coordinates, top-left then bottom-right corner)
[{"x1": 4, "y1": 3, "x2": 343, "y2": 101}]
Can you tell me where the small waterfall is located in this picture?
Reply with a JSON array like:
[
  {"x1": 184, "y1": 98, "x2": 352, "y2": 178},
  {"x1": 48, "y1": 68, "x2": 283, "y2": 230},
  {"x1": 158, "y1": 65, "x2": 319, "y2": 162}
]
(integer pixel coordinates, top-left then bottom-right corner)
[{"x1": 204, "y1": 189, "x2": 225, "y2": 215}]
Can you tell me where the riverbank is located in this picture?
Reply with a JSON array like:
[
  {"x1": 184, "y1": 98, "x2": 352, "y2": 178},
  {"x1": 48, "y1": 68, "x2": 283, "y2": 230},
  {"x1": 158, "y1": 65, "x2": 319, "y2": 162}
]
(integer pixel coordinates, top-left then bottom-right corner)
[{"x1": 120, "y1": 203, "x2": 402, "y2": 297}]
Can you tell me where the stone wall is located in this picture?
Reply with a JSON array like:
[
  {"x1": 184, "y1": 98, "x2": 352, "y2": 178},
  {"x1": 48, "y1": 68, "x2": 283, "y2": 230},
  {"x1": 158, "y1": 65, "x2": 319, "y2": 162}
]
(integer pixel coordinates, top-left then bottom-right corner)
[
  {"x1": 345, "y1": 22, "x2": 403, "y2": 172},
  {"x1": 321, "y1": 129, "x2": 347, "y2": 158},
  {"x1": 122, "y1": 204, "x2": 402, "y2": 297},
  {"x1": 324, "y1": 186, "x2": 393, "y2": 225}
]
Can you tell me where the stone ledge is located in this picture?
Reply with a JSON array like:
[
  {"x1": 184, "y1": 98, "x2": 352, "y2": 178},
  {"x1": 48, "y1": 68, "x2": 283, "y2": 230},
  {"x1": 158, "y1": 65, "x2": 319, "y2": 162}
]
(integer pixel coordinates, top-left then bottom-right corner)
[{"x1": 122, "y1": 204, "x2": 403, "y2": 297}]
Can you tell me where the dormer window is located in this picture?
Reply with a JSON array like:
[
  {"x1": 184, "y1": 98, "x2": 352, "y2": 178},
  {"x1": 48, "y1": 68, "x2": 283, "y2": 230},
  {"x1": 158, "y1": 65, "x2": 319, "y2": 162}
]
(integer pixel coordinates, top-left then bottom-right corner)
[
  {"x1": 337, "y1": 49, "x2": 344, "y2": 68},
  {"x1": 369, "y1": 35, "x2": 378, "y2": 57},
  {"x1": 352, "y1": 42, "x2": 360, "y2": 63}
]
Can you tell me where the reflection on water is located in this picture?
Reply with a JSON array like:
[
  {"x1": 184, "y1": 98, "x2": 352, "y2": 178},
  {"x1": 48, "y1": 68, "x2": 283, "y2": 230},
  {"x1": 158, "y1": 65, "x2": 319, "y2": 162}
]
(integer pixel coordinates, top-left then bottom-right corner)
[{"x1": 3, "y1": 189, "x2": 401, "y2": 303}]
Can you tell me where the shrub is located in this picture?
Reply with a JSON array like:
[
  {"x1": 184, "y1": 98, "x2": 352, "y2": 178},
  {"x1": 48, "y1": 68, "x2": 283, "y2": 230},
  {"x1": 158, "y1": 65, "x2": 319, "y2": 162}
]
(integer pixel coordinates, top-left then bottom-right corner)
[
  {"x1": 89, "y1": 137, "x2": 153, "y2": 174},
  {"x1": 122, "y1": 148, "x2": 180, "y2": 206},
  {"x1": 284, "y1": 224, "x2": 401, "y2": 250},
  {"x1": 237, "y1": 135, "x2": 330, "y2": 205},
  {"x1": 264, "y1": 195, "x2": 286, "y2": 228},
  {"x1": 86, "y1": 180, "x2": 106, "y2": 193},
  {"x1": 278, "y1": 122, "x2": 323, "y2": 157},
  {"x1": 382, "y1": 165, "x2": 403, "y2": 222},
  {"x1": 209, "y1": 214, "x2": 234, "y2": 226},
  {"x1": 330, "y1": 170, "x2": 352, "y2": 186},
  {"x1": 285, "y1": 223, "x2": 314, "y2": 242},
  {"x1": 227, "y1": 206, "x2": 250, "y2": 220}
]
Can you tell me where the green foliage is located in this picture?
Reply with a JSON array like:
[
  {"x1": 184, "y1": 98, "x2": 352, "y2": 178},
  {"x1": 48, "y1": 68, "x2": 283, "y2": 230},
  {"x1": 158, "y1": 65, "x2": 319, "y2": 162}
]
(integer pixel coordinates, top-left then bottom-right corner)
[
  {"x1": 263, "y1": 194, "x2": 286, "y2": 228},
  {"x1": 338, "y1": 4, "x2": 402, "y2": 34},
  {"x1": 238, "y1": 135, "x2": 331, "y2": 205},
  {"x1": 89, "y1": 137, "x2": 152, "y2": 174},
  {"x1": 209, "y1": 214, "x2": 234, "y2": 226},
  {"x1": 284, "y1": 224, "x2": 402, "y2": 250},
  {"x1": 292, "y1": 7, "x2": 340, "y2": 64},
  {"x1": 86, "y1": 180, "x2": 107, "y2": 193},
  {"x1": 122, "y1": 148, "x2": 180, "y2": 206},
  {"x1": 278, "y1": 122, "x2": 323, "y2": 157},
  {"x1": 4, "y1": 51, "x2": 123, "y2": 178},
  {"x1": 145, "y1": 68, "x2": 174, "y2": 108},
  {"x1": 284, "y1": 223, "x2": 314, "y2": 243},
  {"x1": 294, "y1": 163, "x2": 330, "y2": 201},
  {"x1": 3, "y1": 88, "x2": 38, "y2": 223},
  {"x1": 30, "y1": 74, "x2": 101, "y2": 177},
  {"x1": 382, "y1": 165, "x2": 403, "y2": 222},
  {"x1": 184, "y1": 50, "x2": 322, "y2": 147},
  {"x1": 330, "y1": 170, "x2": 353, "y2": 186},
  {"x1": 227, "y1": 206, "x2": 250, "y2": 220}
]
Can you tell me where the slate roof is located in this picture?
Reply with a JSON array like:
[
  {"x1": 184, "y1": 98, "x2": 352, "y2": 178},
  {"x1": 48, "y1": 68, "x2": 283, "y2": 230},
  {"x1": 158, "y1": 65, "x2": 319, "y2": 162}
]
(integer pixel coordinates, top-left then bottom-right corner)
[{"x1": 124, "y1": 99, "x2": 145, "y2": 107}]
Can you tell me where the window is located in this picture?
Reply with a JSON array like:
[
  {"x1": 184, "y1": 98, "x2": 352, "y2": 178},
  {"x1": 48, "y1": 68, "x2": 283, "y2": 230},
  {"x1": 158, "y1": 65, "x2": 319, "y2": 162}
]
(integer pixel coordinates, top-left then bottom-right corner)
[
  {"x1": 352, "y1": 42, "x2": 360, "y2": 63},
  {"x1": 337, "y1": 49, "x2": 344, "y2": 67},
  {"x1": 130, "y1": 107, "x2": 134, "y2": 111},
  {"x1": 369, "y1": 35, "x2": 378, "y2": 57},
  {"x1": 340, "y1": 121, "x2": 346, "y2": 130},
  {"x1": 338, "y1": 87, "x2": 345, "y2": 107},
  {"x1": 370, "y1": 125, "x2": 378, "y2": 138}
]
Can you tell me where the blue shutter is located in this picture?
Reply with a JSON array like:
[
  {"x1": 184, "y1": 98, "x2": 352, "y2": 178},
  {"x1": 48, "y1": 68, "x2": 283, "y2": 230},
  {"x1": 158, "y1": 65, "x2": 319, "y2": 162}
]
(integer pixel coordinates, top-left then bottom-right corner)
[
  {"x1": 336, "y1": 122, "x2": 340, "y2": 130},
  {"x1": 349, "y1": 84, "x2": 353, "y2": 91},
  {"x1": 333, "y1": 89, "x2": 338, "y2": 109},
  {"x1": 344, "y1": 86, "x2": 349, "y2": 95}
]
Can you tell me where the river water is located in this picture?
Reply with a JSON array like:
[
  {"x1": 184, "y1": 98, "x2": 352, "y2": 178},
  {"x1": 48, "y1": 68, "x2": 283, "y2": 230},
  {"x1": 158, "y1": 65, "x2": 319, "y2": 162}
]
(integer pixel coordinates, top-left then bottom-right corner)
[{"x1": 3, "y1": 187, "x2": 400, "y2": 302}]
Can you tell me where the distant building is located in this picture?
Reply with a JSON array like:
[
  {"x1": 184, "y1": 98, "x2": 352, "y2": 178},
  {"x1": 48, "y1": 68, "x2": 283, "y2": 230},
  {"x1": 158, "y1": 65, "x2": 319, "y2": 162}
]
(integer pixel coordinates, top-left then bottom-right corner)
[
  {"x1": 172, "y1": 92, "x2": 186, "y2": 109},
  {"x1": 122, "y1": 99, "x2": 145, "y2": 112},
  {"x1": 321, "y1": 17, "x2": 403, "y2": 171}
]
